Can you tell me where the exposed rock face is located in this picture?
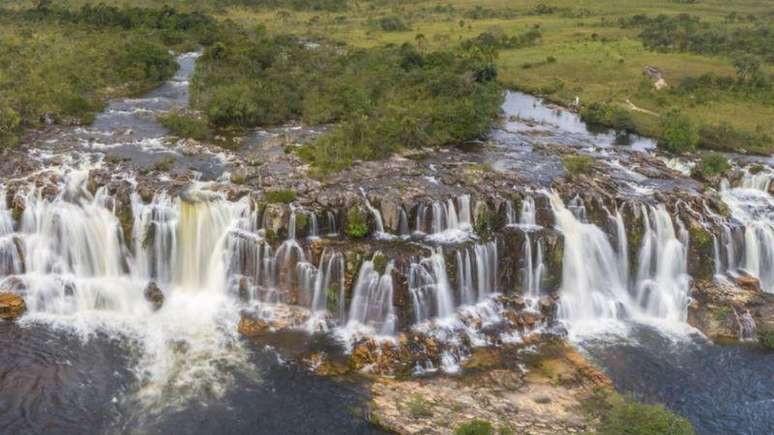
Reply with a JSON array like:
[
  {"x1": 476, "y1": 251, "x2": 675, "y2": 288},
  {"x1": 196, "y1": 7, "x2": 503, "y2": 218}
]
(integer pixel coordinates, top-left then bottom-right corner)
[
  {"x1": 368, "y1": 342, "x2": 610, "y2": 435},
  {"x1": 0, "y1": 293, "x2": 26, "y2": 320},
  {"x1": 688, "y1": 279, "x2": 774, "y2": 342},
  {"x1": 238, "y1": 313, "x2": 270, "y2": 337},
  {"x1": 144, "y1": 282, "x2": 165, "y2": 311}
]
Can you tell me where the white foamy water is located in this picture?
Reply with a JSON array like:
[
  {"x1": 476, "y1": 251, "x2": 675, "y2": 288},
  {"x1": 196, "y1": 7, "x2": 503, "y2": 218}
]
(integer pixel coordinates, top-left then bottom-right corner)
[
  {"x1": 719, "y1": 169, "x2": 774, "y2": 293},
  {"x1": 548, "y1": 192, "x2": 690, "y2": 338}
]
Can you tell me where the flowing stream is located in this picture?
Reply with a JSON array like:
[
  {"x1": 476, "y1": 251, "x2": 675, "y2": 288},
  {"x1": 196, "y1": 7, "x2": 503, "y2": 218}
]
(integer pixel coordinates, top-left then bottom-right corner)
[{"x1": 1, "y1": 60, "x2": 773, "y2": 434}]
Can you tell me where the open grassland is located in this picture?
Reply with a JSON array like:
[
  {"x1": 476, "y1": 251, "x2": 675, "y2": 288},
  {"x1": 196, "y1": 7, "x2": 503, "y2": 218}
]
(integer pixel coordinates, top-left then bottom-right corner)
[
  {"x1": 3, "y1": 0, "x2": 772, "y2": 154},
  {"x1": 212, "y1": 0, "x2": 774, "y2": 153}
]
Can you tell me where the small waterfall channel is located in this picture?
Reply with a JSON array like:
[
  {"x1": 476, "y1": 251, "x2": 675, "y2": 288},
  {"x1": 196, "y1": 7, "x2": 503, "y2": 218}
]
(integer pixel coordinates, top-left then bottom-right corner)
[{"x1": 717, "y1": 169, "x2": 774, "y2": 293}]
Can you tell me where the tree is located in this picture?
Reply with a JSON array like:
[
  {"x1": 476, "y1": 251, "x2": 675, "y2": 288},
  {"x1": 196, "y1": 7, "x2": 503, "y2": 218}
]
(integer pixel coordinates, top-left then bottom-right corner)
[
  {"x1": 660, "y1": 109, "x2": 699, "y2": 153},
  {"x1": 733, "y1": 54, "x2": 761, "y2": 83}
]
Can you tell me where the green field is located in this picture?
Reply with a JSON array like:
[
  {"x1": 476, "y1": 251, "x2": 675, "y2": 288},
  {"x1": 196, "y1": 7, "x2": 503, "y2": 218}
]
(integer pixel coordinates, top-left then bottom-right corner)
[
  {"x1": 2, "y1": 0, "x2": 772, "y2": 154},
  {"x1": 213, "y1": 0, "x2": 774, "y2": 153}
]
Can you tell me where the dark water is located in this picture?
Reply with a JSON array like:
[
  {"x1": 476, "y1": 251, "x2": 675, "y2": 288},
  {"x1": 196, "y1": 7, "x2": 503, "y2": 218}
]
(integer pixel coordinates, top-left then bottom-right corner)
[
  {"x1": 579, "y1": 325, "x2": 774, "y2": 435},
  {"x1": 0, "y1": 322, "x2": 382, "y2": 435}
]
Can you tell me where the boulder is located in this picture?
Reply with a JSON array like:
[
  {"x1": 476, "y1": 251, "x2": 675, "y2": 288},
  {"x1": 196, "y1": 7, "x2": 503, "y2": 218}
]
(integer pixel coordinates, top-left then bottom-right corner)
[
  {"x1": 144, "y1": 282, "x2": 165, "y2": 311},
  {"x1": 0, "y1": 293, "x2": 26, "y2": 320},
  {"x1": 735, "y1": 274, "x2": 762, "y2": 292},
  {"x1": 238, "y1": 313, "x2": 270, "y2": 337}
]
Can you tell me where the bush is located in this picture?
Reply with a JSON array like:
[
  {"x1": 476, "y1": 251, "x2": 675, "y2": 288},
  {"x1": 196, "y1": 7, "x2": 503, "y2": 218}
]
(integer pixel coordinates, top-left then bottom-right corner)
[
  {"x1": 454, "y1": 419, "x2": 494, "y2": 435},
  {"x1": 379, "y1": 16, "x2": 410, "y2": 32},
  {"x1": 345, "y1": 207, "x2": 369, "y2": 238},
  {"x1": 699, "y1": 122, "x2": 772, "y2": 154},
  {"x1": 695, "y1": 153, "x2": 730, "y2": 177},
  {"x1": 158, "y1": 111, "x2": 210, "y2": 140},
  {"x1": 660, "y1": 110, "x2": 699, "y2": 153},
  {"x1": 599, "y1": 396, "x2": 695, "y2": 435},
  {"x1": 193, "y1": 31, "x2": 502, "y2": 174},
  {"x1": 264, "y1": 189, "x2": 296, "y2": 204},
  {"x1": 407, "y1": 395, "x2": 433, "y2": 418},
  {"x1": 758, "y1": 328, "x2": 774, "y2": 349},
  {"x1": 562, "y1": 154, "x2": 594, "y2": 176},
  {"x1": 580, "y1": 102, "x2": 634, "y2": 132},
  {"x1": 0, "y1": 104, "x2": 21, "y2": 147}
]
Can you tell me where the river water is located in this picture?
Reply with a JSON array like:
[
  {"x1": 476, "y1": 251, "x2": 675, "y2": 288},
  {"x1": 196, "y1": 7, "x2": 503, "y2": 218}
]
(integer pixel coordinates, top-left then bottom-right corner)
[{"x1": 1, "y1": 54, "x2": 772, "y2": 435}]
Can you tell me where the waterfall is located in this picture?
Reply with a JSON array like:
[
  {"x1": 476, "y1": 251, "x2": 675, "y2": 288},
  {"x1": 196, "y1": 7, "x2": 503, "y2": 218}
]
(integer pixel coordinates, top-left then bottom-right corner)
[
  {"x1": 633, "y1": 205, "x2": 690, "y2": 322},
  {"x1": 325, "y1": 210, "x2": 338, "y2": 236},
  {"x1": 548, "y1": 192, "x2": 630, "y2": 327},
  {"x1": 0, "y1": 189, "x2": 22, "y2": 276},
  {"x1": 398, "y1": 207, "x2": 410, "y2": 237},
  {"x1": 740, "y1": 168, "x2": 773, "y2": 191},
  {"x1": 306, "y1": 248, "x2": 346, "y2": 316},
  {"x1": 719, "y1": 171, "x2": 774, "y2": 293},
  {"x1": 347, "y1": 255, "x2": 396, "y2": 335},
  {"x1": 523, "y1": 234, "x2": 544, "y2": 308},
  {"x1": 416, "y1": 194, "x2": 474, "y2": 242},
  {"x1": 505, "y1": 200, "x2": 516, "y2": 226},
  {"x1": 456, "y1": 242, "x2": 498, "y2": 307},
  {"x1": 519, "y1": 195, "x2": 538, "y2": 227},
  {"x1": 548, "y1": 192, "x2": 690, "y2": 334},
  {"x1": 359, "y1": 188, "x2": 387, "y2": 237},
  {"x1": 307, "y1": 211, "x2": 319, "y2": 239},
  {"x1": 409, "y1": 249, "x2": 455, "y2": 324},
  {"x1": 612, "y1": 209, "x2": 628, "y2": 283}
]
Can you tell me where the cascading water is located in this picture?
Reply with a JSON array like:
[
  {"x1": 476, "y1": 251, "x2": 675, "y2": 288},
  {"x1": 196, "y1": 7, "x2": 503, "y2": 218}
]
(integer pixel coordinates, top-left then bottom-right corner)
[
  {"x1": 0, "y1": 189, "x2": 23, "y2": 276},
  {"x1": 522, "y1": 234, "x2": 544, "y2": 309},
  {"x1": 519, "y1": 195, "x2": 538, "y2": 228},
  {"x1": 633, "y1": 205, "x2": 690, "y2": 322},
  {"x1": 4, "y1": 167, "x2": 257, "y2": 407},
  {"x1": 719, "y1": 171, "x2": 774, "y2": 293},
  {"x1": 409, "y1": 249, "x2": 455, "y2": 323},
  {"x1": 548, "y1": 192, "x2": 690, "y2": 336},
  {"x1": 346, "y1": 255, "x2": 397, "y2": 335},
  {"x1": 415, "y1": 195, "x2": 473, "y2": 242}
]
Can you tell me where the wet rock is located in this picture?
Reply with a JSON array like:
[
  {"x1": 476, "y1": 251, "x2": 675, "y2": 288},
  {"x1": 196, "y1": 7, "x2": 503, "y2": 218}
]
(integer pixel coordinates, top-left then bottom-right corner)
[
  {"x1": 238, "y1": 313, "x2": 270, "y2": 337},
  {"x1": 144, "y1": 281, "x2": 165, "y2": 311},
  {"x1": 238, "y1": 277, "x2": 250, "y2": 302},
  {"x1": 0, "y1": 292, "x2": 26, "y2": 320},
  {"x1": 261, "y1": 203, "x2": 288, "y2": 237},
  {"x1": 379, "y1": 197, "x2": 401, "y2": 233},
  {"x1": 735, "y1": 274, "x2": 761, "y2": 292}
]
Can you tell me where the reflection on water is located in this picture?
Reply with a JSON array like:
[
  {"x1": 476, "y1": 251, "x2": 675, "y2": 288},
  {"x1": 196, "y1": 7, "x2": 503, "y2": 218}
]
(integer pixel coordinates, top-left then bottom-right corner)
[
  {"x1": 493, "y1": 91, "x2": 657, "y2": 151},
  {"x1": 579, "y1": 325, "x2": 774, "y2": 435}
]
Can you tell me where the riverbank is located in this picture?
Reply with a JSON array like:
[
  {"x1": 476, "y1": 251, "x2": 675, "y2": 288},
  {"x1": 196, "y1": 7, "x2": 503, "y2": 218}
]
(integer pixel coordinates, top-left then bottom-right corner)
[{"x1": 1, "y1": 48, "x2": 774, "y2": 434}]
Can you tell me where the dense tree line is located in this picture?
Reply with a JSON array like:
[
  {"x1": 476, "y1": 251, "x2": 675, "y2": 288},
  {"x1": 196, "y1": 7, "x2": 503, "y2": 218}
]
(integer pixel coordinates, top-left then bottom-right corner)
[
  {"x1": 0, "y1": 3, "x2": 223, "y2": 147},
  {"x1": 618, "y1": 14, "x2": 773, "y2": 63}
]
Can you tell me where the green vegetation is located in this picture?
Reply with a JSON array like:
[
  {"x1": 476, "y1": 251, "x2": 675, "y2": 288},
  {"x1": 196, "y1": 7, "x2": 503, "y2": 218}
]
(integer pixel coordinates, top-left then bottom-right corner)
[
  {"x1": 583, "y1": 388, "x2": 695, "y2": 435},
  {"x1": 407, "y1": 394, "x2": 433, "y2": 419},
  {"x1": 158, "y1": 111, "x2": 211, "y2": 140},
  {"x1": 695, "y1": 153, "x2": 731, "y2": 177},
  {"x1": 454, "y1": 419, "x2": 494, "y2": 435},
  {"x1": 660, "y1": 110, "x2": 699, "y2": 153},
  {"x1": 580, "y1": 102, "x2": 635, "y2": 132},
  {"x1": 263, "y1": 189, "x2": 296, "y2": 204},
  {"x1": 0, "y1": 3, "x2": 217, "y2": 146},
  {"x1": 344, "y1": 207, "x2": 369, "y2": 239},
  {"x1": 758, "y1": 327, "x2": 774, "y2": 350},
  {"x1": 562, "y1": 154, "x2": 594, "y2": 176},
  {"x1": 192, "y1": 24, "x2": 502, "y2": 173},
  {"x1": 5, "y1": 0, "x2": 773, "y2": 158}
]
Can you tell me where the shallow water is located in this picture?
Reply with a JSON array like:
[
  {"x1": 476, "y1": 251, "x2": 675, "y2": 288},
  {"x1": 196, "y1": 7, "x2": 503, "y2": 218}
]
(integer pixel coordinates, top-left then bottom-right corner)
[{"x1": 579, "y1": 325, "x2": 774, "y2": 435}]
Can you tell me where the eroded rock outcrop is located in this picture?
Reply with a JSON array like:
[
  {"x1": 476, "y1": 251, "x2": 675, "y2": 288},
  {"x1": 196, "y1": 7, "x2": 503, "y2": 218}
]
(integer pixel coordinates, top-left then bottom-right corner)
[{"x1": 0, "y1": 293, "x2": 26, "y2": 320}]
